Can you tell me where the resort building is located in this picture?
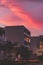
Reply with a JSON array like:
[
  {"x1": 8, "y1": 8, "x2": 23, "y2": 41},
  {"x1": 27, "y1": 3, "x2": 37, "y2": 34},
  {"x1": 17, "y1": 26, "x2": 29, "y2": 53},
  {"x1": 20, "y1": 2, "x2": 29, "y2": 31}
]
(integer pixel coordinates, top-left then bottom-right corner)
[{"x1": 5, "y1": 26, "x2": 31, "y2": 48}]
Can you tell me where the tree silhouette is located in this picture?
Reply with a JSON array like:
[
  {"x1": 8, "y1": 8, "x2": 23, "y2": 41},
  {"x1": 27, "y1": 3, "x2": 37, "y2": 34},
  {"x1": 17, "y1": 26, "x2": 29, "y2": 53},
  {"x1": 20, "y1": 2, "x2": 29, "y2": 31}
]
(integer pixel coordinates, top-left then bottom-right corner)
[
  {"x1": 16, "y1": 46, "x2": 30, "y2": 60},
  {"x1": 0, "y1": 28, "x2": 5, "y2": 36},
  {"x1": 4, "y1": 41, "x2": 13, "y2": 61}
]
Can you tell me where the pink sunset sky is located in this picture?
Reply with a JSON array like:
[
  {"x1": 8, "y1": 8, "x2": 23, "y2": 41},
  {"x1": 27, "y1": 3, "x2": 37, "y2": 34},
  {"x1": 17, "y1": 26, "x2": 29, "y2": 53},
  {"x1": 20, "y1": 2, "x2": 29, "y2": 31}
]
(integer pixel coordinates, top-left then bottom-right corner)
[{"x1": 0, "y1": 0, "x2": 43, "y2": 36}]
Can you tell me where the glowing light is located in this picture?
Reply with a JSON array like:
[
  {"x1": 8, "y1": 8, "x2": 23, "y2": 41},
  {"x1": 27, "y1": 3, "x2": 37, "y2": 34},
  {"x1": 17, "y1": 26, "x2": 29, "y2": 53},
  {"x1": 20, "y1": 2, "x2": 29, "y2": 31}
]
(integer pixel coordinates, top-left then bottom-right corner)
[
  {"x1": 24, "y1": 37, "x2": 30, "y2": 43},
  {"x1": 40, "y1": 41, "x2": 43, "y2": 49}
]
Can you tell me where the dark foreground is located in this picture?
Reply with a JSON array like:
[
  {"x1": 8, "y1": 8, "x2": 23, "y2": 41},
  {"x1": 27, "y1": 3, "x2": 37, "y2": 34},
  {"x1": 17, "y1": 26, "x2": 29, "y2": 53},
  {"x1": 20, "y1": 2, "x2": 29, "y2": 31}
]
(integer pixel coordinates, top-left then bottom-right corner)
[{"x1": 0, "y1": 61, "x2": 43, "y2": 65}]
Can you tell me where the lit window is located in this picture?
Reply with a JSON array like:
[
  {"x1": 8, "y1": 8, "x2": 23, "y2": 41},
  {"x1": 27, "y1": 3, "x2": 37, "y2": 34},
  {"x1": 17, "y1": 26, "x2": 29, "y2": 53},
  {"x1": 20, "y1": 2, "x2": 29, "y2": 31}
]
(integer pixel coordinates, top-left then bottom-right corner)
[
  {"x1": 24, "y1": 37, "x2": 30, "y2": 43},
  {"x1": 40, "y1": 45, "x2": 43, "y2": 49},
  {"x1": 40, "y1": 41, "x2": 43, "y2": 49}
]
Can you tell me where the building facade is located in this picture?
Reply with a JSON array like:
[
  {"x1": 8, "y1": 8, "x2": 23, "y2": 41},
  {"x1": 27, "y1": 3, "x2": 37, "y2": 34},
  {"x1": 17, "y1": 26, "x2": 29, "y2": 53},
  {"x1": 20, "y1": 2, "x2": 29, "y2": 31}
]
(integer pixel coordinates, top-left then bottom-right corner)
[
  {"x1": 39, "y1": 36, "x2": 43, "y2": 50},
  {"x1": 5, "y1": 26, "x2": 31, "y2": 48},
  {"x1": 37, "y1": 36, "x2": 43, "y2": 56},
  {"x1": 0, "y1": 26, "x2": 31, "y2": 61},
  {"x1": 30, "y1": 37, "x2": 39, "y2": 54}
]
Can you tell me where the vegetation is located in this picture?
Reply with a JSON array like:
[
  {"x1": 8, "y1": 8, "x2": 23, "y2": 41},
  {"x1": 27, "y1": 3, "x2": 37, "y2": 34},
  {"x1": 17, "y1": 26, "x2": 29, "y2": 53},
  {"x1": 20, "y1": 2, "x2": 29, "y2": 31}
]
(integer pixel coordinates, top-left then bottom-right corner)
[
  {"x1": 0, "y1": 28, "x2": 5, "y2": 36},
  {"x1": 16, "y1": 46, "x2": 30, "y2": 60},
  {"x1": 38, "y1": 54, "x2": 43, "y2": 61}
]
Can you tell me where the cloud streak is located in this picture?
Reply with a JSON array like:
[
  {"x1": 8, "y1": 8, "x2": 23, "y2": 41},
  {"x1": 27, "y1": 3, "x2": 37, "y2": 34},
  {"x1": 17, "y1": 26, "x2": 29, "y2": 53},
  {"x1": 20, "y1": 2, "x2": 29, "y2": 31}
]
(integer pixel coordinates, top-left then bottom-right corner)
[
  {"x1": 0, "y1": 0, "x2": 43, "y2": 36},
  {"x1": 0, "y1": 0, "x2": 41, "y2": 30}
]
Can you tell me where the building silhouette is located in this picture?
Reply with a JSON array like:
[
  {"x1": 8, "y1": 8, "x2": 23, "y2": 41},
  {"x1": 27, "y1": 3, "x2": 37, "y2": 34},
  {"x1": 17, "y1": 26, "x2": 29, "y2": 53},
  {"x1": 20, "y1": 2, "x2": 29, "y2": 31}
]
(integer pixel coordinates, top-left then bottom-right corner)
[
  {"x1": 1, "y1": 26, "x2": 43, "y2": 61},
  {"x1": 31, "y1": 36, "x2": 43, "y2": 56},
  {"x1": 5, "y1": 26, "x2": 31, "y2": 48},
  {"x1": 37, "y1": 36, "x2": 43, "y2": 56},
  {"x1": 30, "y1": 37, "x2": 39, "y2": 54},
  {"x1": 0, "y1": 26, "x2": 31, "y2": 61}
]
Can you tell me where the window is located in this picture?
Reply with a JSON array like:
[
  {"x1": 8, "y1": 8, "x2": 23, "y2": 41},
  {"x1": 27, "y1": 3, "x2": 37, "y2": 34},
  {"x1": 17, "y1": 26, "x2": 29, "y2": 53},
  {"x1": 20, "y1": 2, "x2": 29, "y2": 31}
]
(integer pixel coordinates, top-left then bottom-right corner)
[
  {"x1": 40, "y1": 41, "x2": 43, "y2": 49},
  {"x1": 24, "y1": 37, "x2": 30, "y2": 43}
]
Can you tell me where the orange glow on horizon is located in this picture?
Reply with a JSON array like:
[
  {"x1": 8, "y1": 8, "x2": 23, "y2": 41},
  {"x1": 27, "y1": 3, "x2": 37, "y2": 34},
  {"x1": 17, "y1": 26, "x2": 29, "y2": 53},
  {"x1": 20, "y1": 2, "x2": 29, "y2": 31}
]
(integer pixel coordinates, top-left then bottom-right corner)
[{"x1": 0, "y1": 20, "x2": 14, "y2": 26}]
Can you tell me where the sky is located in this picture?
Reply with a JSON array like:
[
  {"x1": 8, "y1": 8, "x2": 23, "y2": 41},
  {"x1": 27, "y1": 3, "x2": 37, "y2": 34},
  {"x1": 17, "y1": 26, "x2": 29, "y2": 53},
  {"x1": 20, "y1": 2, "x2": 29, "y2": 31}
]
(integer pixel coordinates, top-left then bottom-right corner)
[{"x1": 0, "y1": 0, "x2": 43, "y2": 36}]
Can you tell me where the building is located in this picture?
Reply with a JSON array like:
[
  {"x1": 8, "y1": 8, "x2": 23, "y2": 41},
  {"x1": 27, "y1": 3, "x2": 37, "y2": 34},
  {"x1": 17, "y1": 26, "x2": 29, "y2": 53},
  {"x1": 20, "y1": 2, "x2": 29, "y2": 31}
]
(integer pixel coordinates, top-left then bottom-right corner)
[
  {"x1": 37, "y1": 36, "x2": 43, "y2": 56},
  {"x1": 30, "y1": 37, "x2": 39, "y2": 54},
  {"x1": 39, "y1": 35, "x2": 43, "y2": 50},
  {"x1": 5, "y1": 26, "x2": 31, "y2": 48},
  {"x1": 4, "y1": 26, "x2": 31, "y2": 60}
]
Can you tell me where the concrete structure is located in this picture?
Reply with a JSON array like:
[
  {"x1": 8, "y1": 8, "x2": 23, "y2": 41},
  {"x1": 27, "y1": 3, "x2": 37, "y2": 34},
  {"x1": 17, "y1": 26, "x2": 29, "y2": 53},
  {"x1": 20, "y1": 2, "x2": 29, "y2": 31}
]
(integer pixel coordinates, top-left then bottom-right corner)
[
  {"x1": 31, "y1": 36, "x2": 43, "y2": 56},
  {"x1": 0, "y1": 28, "x2": 5, "y2": 41},
  {"x1": 30, "y1": 37, "x2": 39, "y2": 54},
  {"x1": 5, "y1": 26, "x2": 31, "y2": 48},
  {"x1": 39, "y1": 35, "x2": 43, "y2": 49},
  {"x1": 37, "y1": 36, "x2": 43, "y2": 56}
]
